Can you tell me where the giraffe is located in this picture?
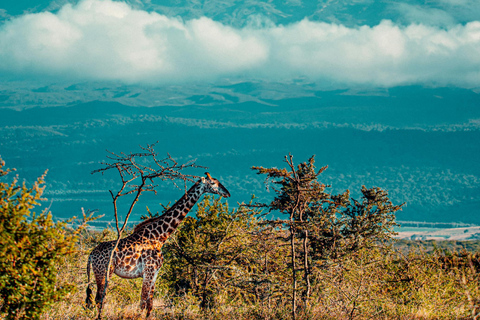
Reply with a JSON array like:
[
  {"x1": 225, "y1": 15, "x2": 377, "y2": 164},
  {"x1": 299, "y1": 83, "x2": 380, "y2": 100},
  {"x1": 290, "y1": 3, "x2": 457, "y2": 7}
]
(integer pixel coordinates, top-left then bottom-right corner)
[{"x1": 85, "y1": 172, "x2": 230, "y2": 318}]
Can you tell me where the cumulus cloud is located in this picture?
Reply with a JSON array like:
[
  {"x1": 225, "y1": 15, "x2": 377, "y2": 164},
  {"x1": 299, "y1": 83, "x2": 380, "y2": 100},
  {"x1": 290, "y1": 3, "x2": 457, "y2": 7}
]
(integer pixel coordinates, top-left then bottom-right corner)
[{"x1": 1, "y1": 0, "x2": 480, "y2": 87}]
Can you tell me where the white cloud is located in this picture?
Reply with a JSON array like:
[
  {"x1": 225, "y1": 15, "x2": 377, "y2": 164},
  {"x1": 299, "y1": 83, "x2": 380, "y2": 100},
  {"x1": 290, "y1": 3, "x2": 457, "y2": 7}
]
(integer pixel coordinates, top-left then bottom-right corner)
[{"x1": 1, "y1": 0, "x2": 480, "y2": 87}]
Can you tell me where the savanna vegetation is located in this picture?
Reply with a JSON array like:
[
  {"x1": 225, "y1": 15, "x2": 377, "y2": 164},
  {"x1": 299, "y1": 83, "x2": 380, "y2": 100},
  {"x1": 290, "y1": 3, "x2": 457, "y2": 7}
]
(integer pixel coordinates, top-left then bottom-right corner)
[{"x1": 1, "y1": 151, "x2": 479, "y2": 320}]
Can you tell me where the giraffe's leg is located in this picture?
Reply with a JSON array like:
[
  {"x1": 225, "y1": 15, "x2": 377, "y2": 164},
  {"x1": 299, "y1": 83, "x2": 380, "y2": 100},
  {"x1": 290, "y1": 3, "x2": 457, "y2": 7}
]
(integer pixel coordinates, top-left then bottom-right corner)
[
  {"x1": 140, "y1": 266, "x2": 160, "y2": 318},
  {"x1": 94, "y1": 266, "x2": 114, "y2": 319}
]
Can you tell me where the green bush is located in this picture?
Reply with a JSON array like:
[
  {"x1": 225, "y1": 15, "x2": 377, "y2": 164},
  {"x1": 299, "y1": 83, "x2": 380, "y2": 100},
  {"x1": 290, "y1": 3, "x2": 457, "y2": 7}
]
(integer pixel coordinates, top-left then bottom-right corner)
[
  {"x1": 0, "y1": 159, "x2": 83, "y2": 320},
  {"x1": 161, "y1": 196, "x2": 262, "y2": 309}
]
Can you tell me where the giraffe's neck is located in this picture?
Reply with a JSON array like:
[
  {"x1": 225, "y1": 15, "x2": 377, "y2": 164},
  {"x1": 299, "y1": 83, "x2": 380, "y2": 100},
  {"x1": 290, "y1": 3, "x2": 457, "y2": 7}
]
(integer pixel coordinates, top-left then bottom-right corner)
[
  {"x1": 163, "y1": 181, "x2": 204, "y2": 224},
  {"x1": 146, "y1": 181, "x2": 204, "y2": 240}
]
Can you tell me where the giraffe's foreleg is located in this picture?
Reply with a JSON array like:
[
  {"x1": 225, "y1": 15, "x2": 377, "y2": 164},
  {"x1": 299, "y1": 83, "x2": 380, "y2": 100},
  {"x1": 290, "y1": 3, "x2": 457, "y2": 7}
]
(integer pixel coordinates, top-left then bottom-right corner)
[{"x1": 140, "y1": 266, "x2": 161, "y2": 318}]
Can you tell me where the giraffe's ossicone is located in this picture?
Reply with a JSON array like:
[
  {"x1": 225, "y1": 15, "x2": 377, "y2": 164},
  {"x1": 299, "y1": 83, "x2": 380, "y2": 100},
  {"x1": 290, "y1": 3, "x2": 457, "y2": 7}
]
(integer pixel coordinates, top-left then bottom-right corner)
[{"x1": 85, "y1": 172, "x2": 230, "y2": 318}]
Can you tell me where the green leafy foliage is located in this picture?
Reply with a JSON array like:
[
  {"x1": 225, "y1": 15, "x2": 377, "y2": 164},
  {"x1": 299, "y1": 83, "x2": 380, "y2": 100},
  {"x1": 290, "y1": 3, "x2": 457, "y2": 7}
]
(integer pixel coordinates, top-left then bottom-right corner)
[
  {"x1": 252, "y1": 155, "x2": 330, "y2": 220},
  {"x1": 309, "y1": 186, "x2": 401, "y2": 262},
  {"x1": 0, "y1": 159, "x2": 88, "y2": 320},
  {"x1": 161, "y1": 196, "x2": 262, "y2": 309}
]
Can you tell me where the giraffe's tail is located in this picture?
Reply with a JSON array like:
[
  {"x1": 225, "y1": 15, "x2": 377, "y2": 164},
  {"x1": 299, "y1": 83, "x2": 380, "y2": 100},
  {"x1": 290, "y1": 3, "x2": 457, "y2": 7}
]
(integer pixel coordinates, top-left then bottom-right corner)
[{"x1": 85, "y1": 254, "x2": 94, "y2": 309}]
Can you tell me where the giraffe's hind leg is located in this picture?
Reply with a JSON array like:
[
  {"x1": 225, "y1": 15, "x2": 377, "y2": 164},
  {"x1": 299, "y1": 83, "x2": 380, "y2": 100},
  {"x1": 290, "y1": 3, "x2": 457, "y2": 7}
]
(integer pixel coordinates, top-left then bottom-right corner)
[
  {"x1": 95, "y1": 278, "x2": 106, "y2": 309},
  {"x1": 91, "y1": 266, "x2": 110, "y2": 319},
  {"x1": 84, "y1": 270, "x2": 104, "y2": 310}
]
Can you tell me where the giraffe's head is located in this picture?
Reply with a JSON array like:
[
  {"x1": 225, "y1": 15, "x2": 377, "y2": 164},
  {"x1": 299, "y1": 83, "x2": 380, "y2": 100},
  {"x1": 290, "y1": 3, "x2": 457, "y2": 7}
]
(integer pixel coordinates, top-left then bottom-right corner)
[{"x1": 201, "y1": 172, "x2": 231, "y2": 198}]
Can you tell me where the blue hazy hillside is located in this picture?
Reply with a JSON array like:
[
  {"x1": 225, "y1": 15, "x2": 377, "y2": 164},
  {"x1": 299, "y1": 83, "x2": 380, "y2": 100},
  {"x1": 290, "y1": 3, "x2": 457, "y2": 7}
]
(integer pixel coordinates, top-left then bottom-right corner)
[{"x1": 1, "y1": 82, "x2": 479, "y2": 224}]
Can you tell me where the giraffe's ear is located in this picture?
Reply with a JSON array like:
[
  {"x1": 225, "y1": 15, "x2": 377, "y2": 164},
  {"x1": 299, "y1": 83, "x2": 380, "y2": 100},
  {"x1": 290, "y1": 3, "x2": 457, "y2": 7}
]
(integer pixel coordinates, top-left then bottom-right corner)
[{"x1": 201, "y1": 177, "x2": 206, "y2": 183}]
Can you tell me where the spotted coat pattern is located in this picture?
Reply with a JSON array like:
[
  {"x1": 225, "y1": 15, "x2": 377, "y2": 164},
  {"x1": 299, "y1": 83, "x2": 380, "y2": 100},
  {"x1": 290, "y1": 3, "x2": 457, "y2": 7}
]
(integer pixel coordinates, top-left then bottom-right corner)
[{"x1": 86, "y1": 173, "x2": 230, "y2": 318}]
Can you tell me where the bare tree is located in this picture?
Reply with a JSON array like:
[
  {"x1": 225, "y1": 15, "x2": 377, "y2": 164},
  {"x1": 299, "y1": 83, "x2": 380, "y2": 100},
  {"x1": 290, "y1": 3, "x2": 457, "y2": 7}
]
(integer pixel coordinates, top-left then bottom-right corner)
[{"x1": 91, "y1": 143, "x2": 205, "y2": 318}]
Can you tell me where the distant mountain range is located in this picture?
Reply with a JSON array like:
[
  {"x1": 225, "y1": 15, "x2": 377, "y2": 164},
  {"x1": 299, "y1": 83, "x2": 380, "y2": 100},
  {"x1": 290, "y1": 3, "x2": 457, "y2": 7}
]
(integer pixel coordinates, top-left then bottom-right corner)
[
  {"x1": 3, "y1": 0, "x2": 478, "y2": 27},
  {"x1": 1, "y1": 81, "x2": 479, "y2": 224}
]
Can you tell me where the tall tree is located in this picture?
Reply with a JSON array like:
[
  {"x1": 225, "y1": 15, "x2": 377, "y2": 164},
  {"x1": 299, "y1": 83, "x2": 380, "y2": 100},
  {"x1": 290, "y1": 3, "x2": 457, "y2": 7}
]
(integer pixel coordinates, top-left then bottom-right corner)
[{"x1": 252, "y1": 154, "x2": 329, "y2": 318}]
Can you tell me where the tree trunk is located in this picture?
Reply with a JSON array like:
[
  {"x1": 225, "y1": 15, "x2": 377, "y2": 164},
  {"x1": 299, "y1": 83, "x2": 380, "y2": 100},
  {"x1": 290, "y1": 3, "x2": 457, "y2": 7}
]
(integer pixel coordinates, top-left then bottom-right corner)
[
  {"x1": 201, "y1": 271, "x2": 211, "y2": 309},
  {"x1": 290, "y1": 224, "x2": 297, "y2": 320},
  {"x1": 303, "y1": 229, "x2": 311, "y2": 303}
]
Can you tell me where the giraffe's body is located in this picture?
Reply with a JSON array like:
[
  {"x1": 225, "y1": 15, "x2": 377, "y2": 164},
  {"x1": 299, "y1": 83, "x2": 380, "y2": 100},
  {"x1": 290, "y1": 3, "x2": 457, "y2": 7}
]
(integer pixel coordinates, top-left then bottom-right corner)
[{"x1": 86, "y1": 173, "x2": 230, "y2": 317}]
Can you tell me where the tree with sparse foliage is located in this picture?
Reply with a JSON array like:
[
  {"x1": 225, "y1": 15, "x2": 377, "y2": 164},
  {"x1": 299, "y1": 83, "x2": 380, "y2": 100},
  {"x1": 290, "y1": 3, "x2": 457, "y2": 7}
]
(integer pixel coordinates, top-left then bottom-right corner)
[
  {"x1": 252, "y1": 154, "x2": 403, "y2": 319},
  {"x1": 0, "y1": 159, "x2": 92, "y2": 320},
  {"x1": 252, "y1": 154, "x2": 330, "y2": 317}
]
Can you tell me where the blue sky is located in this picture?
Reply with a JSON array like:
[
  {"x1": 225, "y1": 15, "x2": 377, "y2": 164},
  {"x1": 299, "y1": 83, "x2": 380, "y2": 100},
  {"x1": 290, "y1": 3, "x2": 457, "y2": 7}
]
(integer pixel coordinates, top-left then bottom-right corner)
[{"x1": 1, "y1": 0, "x2": 480, "y2": 87}]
